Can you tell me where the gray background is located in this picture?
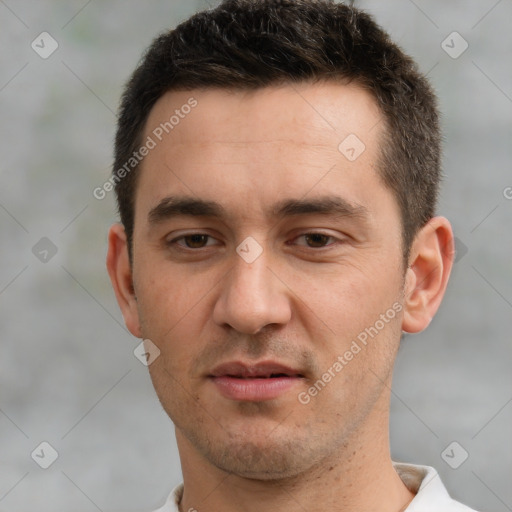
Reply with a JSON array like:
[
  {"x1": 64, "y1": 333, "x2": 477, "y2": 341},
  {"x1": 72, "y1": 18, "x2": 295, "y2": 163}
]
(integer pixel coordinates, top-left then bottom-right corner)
[{"x1": 0, "y1": 0, "x2": 511, "y2": 510}]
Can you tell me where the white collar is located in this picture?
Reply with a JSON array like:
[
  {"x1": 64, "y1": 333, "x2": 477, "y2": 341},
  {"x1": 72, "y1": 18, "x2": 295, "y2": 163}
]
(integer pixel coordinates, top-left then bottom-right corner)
[{"x1": 154, "y1": 463, "x2": 477, "y2": 512}]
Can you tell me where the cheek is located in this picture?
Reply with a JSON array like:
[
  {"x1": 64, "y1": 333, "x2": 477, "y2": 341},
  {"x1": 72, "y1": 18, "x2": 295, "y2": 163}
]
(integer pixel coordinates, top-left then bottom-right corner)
[
  {"x1": 135, "y1": 267, "x2": 217, "y2": 366},
  {"x1": 285, "y1": 260, "x2": 404, "y2": 382},
  {"x1": 136, "y1": 262, "x2": 203, "y2": 320},
  {"x1": 291, "y1": 260, "x2": 401, "y2": 329}
]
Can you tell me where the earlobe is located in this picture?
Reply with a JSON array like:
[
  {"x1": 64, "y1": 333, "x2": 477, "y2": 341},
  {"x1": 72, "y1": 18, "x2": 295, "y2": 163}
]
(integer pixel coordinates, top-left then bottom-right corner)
[
  {"x1": 401, "y1": 217, "x2": 454, "y2": 334},
  {"x1": 106, "y1": 223, "x2": 142, "y2": 338}
]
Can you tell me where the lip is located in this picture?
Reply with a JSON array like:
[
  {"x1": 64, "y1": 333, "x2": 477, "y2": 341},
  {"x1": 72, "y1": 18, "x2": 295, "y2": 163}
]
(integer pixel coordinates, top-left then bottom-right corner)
[{"x1": 209, "y1": 361, "x2": 304, "y2": 402}]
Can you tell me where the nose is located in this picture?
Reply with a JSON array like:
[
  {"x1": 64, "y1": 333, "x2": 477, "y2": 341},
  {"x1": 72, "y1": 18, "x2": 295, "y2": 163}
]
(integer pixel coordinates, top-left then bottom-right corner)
[{"x1": 212, "y1": 250, "x2": 292, "y2": 334}]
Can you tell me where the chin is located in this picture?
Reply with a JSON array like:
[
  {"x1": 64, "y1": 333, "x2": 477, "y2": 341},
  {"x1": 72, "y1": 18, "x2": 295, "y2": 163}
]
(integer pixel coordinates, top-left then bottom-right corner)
[
  {"x1": 213, "y1": 441, "x2": 308, "y2": 480},
  {"x1": 185, "y1": 424, "x2": 325, "y2": 481}
]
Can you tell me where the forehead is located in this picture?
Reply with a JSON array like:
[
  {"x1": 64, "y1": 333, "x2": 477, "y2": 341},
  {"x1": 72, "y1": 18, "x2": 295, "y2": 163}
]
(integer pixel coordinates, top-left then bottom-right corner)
[
  {"x1": 144, "y1": 81, "x2": 381, "y2": 145},
  {"x1": 136, "y1": 82, "x2": 387, "y2": 221}
]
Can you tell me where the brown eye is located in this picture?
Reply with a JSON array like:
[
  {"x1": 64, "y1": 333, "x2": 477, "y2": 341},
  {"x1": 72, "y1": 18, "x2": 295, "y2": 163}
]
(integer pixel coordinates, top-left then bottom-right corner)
[
  {"x1": 183, "y1": 234, "x2": 210, "y2": 248},
  {"x1": 304, "y1": 233, "x2": 331, "y2": 248}
]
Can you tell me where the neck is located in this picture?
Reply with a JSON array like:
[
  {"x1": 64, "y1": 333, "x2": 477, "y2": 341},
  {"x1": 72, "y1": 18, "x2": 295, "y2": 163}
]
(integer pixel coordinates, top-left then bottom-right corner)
[{"x1": 176, "y1": 405, "x2": 414, "y2": 512}]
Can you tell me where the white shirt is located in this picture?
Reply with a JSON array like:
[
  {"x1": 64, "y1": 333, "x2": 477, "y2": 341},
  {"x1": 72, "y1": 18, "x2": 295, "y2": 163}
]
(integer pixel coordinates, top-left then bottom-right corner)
[{"x1": 152, "y1": 463, "x2": 478, "y2": 512}]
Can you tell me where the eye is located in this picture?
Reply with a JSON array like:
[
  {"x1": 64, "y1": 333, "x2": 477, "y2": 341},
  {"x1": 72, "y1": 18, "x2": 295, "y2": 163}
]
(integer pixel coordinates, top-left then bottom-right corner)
[
  {"x1": 172, "y1": 234, "x2": 218, "y2": 249},
  {"x1": 293, "y1": 233, "x2": 338, "y2": 248}
]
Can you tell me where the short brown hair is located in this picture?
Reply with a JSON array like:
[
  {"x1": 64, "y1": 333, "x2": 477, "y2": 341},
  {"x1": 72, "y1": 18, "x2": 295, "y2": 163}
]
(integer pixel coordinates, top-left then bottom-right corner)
[{"x1": 113, "y1": 0, "x2": 441, "y2": 262}]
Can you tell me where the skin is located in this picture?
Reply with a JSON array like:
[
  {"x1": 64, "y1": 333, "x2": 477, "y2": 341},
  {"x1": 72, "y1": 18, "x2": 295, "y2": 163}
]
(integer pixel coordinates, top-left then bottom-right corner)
[{"x1": 107, "y1": 82, "x2": 454, "y2": 512}]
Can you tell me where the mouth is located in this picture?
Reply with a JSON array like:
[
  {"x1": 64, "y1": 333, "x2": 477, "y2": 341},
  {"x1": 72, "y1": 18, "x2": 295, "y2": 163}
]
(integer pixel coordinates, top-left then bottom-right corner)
[{"x1": 208, "y1": 361, "x2": 305, "y2": 401}]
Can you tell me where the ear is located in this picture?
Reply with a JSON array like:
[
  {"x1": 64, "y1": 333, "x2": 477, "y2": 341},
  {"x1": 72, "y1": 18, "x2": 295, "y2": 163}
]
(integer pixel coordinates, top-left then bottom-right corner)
[
  {"x1": 402, "y1": 216, "x2": 454, "y2": 333},
  {"x1": 106, "y1": 223, "x2": 142, "y2": 338}
]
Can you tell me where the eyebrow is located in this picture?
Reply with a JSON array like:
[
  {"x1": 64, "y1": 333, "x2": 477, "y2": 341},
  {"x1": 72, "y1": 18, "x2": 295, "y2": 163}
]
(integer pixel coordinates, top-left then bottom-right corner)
[
  {"x1": 272, "y1": 196, "x2": 368, "y2": 220},
  {"x1": 147, "y1": 195, "x2": 369, "y2": 224},
  {"x1": 148, "y1": 196, "x2": 224, "y2": 224}
]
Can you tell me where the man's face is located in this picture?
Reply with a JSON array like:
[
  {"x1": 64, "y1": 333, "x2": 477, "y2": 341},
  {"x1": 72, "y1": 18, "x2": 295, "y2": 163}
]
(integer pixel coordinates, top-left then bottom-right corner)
[{"x1": 129, "y1": 82, "x2": 407, "y2": 478}]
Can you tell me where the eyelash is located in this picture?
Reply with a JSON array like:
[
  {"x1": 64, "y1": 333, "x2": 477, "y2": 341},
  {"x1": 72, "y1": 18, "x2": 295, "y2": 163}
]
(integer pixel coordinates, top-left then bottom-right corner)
[
  {"x1": 291, "y1": 233, "x2": 338, "y2": 248},
  {"x1": 171, "y1": 234, "x2": 219, "y2": 249},
  {"x1": 168, "y1": 232, "x2": 341, "y2": 250}
]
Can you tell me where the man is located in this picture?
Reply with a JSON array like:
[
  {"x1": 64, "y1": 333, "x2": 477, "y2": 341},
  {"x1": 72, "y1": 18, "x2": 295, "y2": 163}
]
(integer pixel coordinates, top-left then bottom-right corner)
[{"x1": 106, "y1": 1, "x2": 477, "y2": 510}]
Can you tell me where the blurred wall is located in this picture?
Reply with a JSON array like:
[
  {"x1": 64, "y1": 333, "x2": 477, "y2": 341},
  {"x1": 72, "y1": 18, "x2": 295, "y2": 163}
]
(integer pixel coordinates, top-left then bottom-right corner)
[{"x1": 1, "y1": 1, "x2": 510, "y2": 510}]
